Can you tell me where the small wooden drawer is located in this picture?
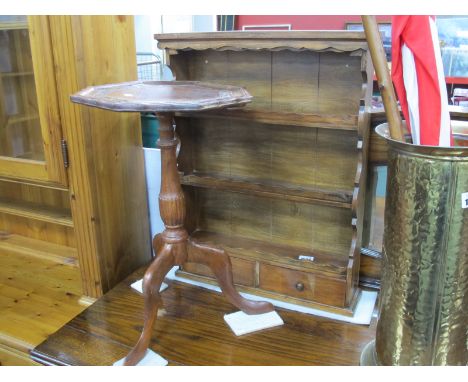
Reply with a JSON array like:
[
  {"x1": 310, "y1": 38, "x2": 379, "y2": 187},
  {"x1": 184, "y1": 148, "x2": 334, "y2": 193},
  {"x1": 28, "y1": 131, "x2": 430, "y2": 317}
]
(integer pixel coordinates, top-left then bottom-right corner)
[
  {"x1": 259, "y1": 264, "x2": 347, "y2": 307},
  {"x1": 182, "y1": 257, "x2": 256, "y2": 287}
]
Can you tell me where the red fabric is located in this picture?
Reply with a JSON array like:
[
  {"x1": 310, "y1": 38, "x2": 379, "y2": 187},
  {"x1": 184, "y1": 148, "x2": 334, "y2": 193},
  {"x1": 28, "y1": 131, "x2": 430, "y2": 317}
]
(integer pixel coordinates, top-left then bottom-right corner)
[{"x1": 391, "y1": 16, "x2": 449, "y2": 146}]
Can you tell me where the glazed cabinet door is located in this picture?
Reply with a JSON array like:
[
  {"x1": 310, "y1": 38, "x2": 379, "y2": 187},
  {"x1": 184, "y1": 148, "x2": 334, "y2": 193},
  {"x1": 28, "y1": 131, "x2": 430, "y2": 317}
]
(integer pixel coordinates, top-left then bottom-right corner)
[{"x1": 0, "y1": 16, "x2": 67, "y2": 185}]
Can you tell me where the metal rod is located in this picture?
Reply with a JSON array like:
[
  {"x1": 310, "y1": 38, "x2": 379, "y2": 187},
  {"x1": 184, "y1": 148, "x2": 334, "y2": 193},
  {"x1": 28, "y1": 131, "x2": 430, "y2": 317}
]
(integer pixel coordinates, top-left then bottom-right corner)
[{"x1": 362, "y1": 15, "x2": 405, "y2": 142}]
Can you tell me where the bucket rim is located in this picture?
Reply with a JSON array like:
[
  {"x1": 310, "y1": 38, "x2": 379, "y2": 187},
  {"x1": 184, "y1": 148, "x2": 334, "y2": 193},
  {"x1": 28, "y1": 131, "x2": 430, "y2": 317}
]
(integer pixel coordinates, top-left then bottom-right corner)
[{"x1": 375, "y1": 123, "x2": 468, "y2": 158}]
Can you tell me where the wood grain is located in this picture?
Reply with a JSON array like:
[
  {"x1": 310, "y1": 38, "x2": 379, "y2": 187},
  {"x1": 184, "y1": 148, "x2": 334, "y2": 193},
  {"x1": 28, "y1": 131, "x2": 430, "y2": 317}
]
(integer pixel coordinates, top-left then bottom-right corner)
[
  {"x1": 49, "y1": 16, "x2": 152, "y2": 297},
  {"x1": 71, "y1": 81, "x2": 252, "y2": 112},
  {"x1": 27, "y1": 16, "x2": 68, "y2": 185},
  {"x1": 156, "y1": 30, "x2": 369, "y2": 53},
  {"x1": 192, "y1": 188, "x2": 353, "y2": 261},
  {"x1": 31, "y1": 267, "x2": 377, "y2": 365},
  {"x1": 0, "y1": 343, "x2": 40, "y2": 366},
  {"x1": 161, "y1": 32, "x2": 372, "y2": 313},
  {"x1": 183, "y1": 257, "x2": 256, "y2": 287},
  {"x1": 181, "y1": 174, "x2": 353, "y2": 208},
  {"x1": 179, "y1": 117, "x2": 358, "y2": 194},
  {"x1": 259, "y1": 263, "x2": 347, "y2": 307},
  {"x1": 0, "y1": 247, "x2": 85, "y2": 362}
]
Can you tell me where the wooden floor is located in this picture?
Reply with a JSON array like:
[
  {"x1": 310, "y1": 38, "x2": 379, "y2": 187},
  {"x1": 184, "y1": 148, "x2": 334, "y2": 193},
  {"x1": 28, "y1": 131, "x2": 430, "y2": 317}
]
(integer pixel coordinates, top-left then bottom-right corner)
[
  {"x1": 0, "y1": 246, "x2": 88, "y2": 366},
  {"x1": 31, "y1": 265, "x2": 377, "y2": 366}
]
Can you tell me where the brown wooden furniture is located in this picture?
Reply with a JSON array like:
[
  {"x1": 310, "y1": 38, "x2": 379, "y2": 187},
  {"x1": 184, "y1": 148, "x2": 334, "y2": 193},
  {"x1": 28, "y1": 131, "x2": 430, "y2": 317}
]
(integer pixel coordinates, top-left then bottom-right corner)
[
  {"x1": 71, "y1": 80, "x2": 274, "y2": 366},
  {"x1": 0, "y1": 16, "x2": 151, "y2": 365},
  {"x1": 30, "y1": 265, "x2": 377, "y2": 366},
  {"x1": 155, "y1": 31, "x2": 373, "y2": 315}
]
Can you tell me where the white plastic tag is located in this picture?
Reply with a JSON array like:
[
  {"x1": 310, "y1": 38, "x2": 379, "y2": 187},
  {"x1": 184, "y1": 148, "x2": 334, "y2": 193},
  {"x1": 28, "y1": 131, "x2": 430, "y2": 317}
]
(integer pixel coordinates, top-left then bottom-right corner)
[{"x1": 462, "y1": 192, "x2": 468, "y2": 209}]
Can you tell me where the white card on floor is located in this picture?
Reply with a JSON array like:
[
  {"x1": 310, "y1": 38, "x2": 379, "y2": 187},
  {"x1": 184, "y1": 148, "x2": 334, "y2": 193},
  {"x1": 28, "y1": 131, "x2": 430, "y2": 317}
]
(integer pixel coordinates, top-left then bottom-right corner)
[
  {"x1": 113, "y1": 349, "x2": 168, "y2": 366},
  {"x1": 131, "y1": 279, "x2": 168, "y2": 294},
  {"x1": 224, "y1": 310, "x2": 284, "y2": 336}
]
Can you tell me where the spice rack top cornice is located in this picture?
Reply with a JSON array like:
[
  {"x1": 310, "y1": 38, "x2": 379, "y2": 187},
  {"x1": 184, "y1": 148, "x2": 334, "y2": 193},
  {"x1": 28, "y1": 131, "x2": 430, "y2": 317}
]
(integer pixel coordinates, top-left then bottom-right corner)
[
  {"x1": 155, "y1": 31, "x2": 369, "y2": 53},
  {"x1": 70, "y1": 81, "x2": 252, "y2": 113}
]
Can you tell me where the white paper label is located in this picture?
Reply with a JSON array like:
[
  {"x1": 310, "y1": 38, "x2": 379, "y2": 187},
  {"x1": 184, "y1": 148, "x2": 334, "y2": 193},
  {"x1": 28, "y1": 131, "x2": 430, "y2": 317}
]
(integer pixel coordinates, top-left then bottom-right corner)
[
  {"x1": 462, "y1": 192, "x2": 468, "y2": 209},
  {"x1": 298, "y1": 255, "x2": 315, "y2": 262}
]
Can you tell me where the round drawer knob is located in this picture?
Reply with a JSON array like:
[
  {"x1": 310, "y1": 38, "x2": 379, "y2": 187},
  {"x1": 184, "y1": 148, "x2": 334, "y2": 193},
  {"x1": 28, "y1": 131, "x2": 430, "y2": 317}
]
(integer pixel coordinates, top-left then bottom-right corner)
[{"x1": 295, "y1": 282, "x2": 304, "y2": 291}]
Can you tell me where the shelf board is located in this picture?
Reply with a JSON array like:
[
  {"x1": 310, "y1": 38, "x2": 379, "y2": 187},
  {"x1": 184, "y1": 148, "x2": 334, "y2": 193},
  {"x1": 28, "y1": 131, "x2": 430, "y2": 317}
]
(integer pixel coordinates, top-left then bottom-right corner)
[
  {"x1": 0, "y1": 198, "x2": 73, "y2": 228},
  {"x1": 6, "y1": 113, "x2": 40, "y2": 125},
  {"x1": 0, "y1": 22, "x2": 28, "y2": 31},
  {"x1": 190, "y1": 230, "x2": 348, "y2": 278},
  {"x1": 1, "y1": 71, "x2": 34, "y2": 78},
  {"x1": 177, "y1": 108, "x2": 359, "y2": 130},
  {"x1": 0, "y1": 176, "x2": 69, "y2": 191},
  {"x1": 181, "y1": 173, "x2": 353, "y2": 208},
  {"x1": 0, "y1": 233, "x2": 78, "y2": 268},
  {"x1": 5, "y1": 151, "x2": 45, "y2": 161}
]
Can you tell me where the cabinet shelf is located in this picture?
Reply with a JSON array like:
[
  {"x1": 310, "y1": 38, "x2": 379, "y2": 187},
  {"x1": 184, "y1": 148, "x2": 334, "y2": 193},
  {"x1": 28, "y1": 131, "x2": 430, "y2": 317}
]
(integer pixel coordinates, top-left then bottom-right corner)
[
  {"x1": 177, "y1": 108, "x2": 359, "y2": 130},
  {"x1": 0, "y1": 198, "x2": 73, "y2": 227},
  {"x1": 0, "y1": 233, "x2": 78, "y2": 267},
  {"x1": 190, "y1": 230, "x2": 348, "y2": 278},
  {"x1": 0, "y1": 22, "x2": 28, "y2": 31},
  {"x1": 6, "y1": 114, "x2": 40, "y2": 126},
  {"x1": 1, "y1": 71, "x2": 34, "y2": 78},
  {"x1": 181, "y1": 173, "x2": 353, "y2": 208}
]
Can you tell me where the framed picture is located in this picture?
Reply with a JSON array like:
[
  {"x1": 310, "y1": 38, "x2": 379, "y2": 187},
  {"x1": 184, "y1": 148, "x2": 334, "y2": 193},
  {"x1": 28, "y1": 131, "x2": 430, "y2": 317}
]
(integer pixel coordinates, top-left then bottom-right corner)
[
  {"x1": 346, "y1": 22, "x2": 392, "y2": 61},
  {"x1": 242, "y1": 24, "x2": 292, "y2": 31}
]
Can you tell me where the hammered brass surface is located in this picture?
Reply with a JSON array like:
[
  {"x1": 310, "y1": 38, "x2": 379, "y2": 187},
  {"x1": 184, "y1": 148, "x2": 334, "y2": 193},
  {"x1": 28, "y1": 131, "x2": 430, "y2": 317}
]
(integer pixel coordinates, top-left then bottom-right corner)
[{"x1": 374, "y1": 123, "x2": 468, "y2": 366}]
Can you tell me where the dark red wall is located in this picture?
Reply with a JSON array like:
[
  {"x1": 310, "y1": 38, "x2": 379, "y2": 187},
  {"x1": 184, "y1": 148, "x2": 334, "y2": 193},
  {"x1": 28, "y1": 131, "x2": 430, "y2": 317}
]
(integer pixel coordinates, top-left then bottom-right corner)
[{"x1": 236, "y1": 15, "x2": 391, "y2": 30}]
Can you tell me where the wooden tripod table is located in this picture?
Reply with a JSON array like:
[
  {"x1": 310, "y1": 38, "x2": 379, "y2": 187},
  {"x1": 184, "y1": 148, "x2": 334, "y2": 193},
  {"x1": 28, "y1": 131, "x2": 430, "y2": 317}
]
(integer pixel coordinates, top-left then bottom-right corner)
[{"x1": 71, "y1": 81, "x2": 274, "y2": 366}]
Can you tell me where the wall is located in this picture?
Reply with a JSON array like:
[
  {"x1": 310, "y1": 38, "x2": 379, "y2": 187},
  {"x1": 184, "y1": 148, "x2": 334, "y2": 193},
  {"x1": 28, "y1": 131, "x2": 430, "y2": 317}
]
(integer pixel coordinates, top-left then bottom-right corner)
[
  {"x1": 236, "y1": 15, "x2": 391, "y2": 30},
  {"x1": 133, "y1": 15, "x2": 218, "y2": 252},
  {"x1": 134, "y1": 15, "x2": 216, "y2": 60}
]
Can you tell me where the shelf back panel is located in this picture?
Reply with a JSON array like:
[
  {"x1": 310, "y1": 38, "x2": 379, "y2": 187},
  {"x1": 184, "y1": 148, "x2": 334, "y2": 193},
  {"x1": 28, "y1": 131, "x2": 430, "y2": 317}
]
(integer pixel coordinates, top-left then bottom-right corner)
[
  {"x1": 171, "y1": 49, "x2": 363, "y2": 116},
  {"x1": 177, "y1": 117, "x2": 359, "y2": 192},
  {"x1": 187, "y1": 187, "x2": 353, "y2": 261}
]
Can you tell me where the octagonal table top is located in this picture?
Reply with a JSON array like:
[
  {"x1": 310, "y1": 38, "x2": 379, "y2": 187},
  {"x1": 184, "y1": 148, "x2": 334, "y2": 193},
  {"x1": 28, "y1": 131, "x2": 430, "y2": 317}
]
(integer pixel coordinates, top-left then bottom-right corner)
[{"x1": 70, "y1": 81, "x2": 252, "y2": 113}]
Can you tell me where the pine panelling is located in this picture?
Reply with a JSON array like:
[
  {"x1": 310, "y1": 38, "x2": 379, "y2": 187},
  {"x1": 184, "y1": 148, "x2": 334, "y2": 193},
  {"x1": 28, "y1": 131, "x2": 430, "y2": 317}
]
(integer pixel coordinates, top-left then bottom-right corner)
[
  {"x1": 49, "y1": 16, "x2": 151, "y2": 297},
  {"x1": 27, "y1": 17, "x2": 67, "y2": 185}
]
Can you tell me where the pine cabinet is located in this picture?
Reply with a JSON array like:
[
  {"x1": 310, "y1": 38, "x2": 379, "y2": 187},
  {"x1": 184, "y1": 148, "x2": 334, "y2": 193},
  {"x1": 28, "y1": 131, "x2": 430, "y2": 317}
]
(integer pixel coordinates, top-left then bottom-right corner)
[
  {"x1": 0, "y1": 16, "x2": 66, "y2": 184},
  {"x1": 1, "y1": 16, "x2": 152, "y2": 364}
]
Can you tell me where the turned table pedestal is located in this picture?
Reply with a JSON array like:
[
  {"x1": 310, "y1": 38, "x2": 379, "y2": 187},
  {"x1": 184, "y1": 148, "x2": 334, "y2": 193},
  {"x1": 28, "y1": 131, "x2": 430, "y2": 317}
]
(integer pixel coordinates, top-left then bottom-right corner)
[{"x1": 71, "y1": 81, "x2": 273, "y2": 366}]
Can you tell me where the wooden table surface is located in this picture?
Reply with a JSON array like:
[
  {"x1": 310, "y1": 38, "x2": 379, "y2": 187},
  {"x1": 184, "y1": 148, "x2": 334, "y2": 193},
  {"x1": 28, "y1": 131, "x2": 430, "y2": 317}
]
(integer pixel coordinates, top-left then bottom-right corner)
[{"x1": 31, "y1": 265, "x2": 377, "y2": 366}]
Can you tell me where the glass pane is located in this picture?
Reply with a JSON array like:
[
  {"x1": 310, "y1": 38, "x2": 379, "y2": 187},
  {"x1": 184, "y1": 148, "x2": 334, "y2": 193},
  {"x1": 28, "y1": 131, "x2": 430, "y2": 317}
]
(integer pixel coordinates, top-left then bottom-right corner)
[
  {"x1": 364, "y1": 165, "x2": 387, "y2": 252},
  {"x1": 437, "y1": 16, "x2": 468, "y2": 78},
  {"x1": 0, "y1": 16, "x2": 44, "y2": 161}
]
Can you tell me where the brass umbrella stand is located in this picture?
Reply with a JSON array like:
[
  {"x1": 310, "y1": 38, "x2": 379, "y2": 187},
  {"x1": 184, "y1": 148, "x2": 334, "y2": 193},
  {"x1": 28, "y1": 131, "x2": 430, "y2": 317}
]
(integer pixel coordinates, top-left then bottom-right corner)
[{"x1": 361, "y1": 16, "x2": 468, "y2": 365}]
